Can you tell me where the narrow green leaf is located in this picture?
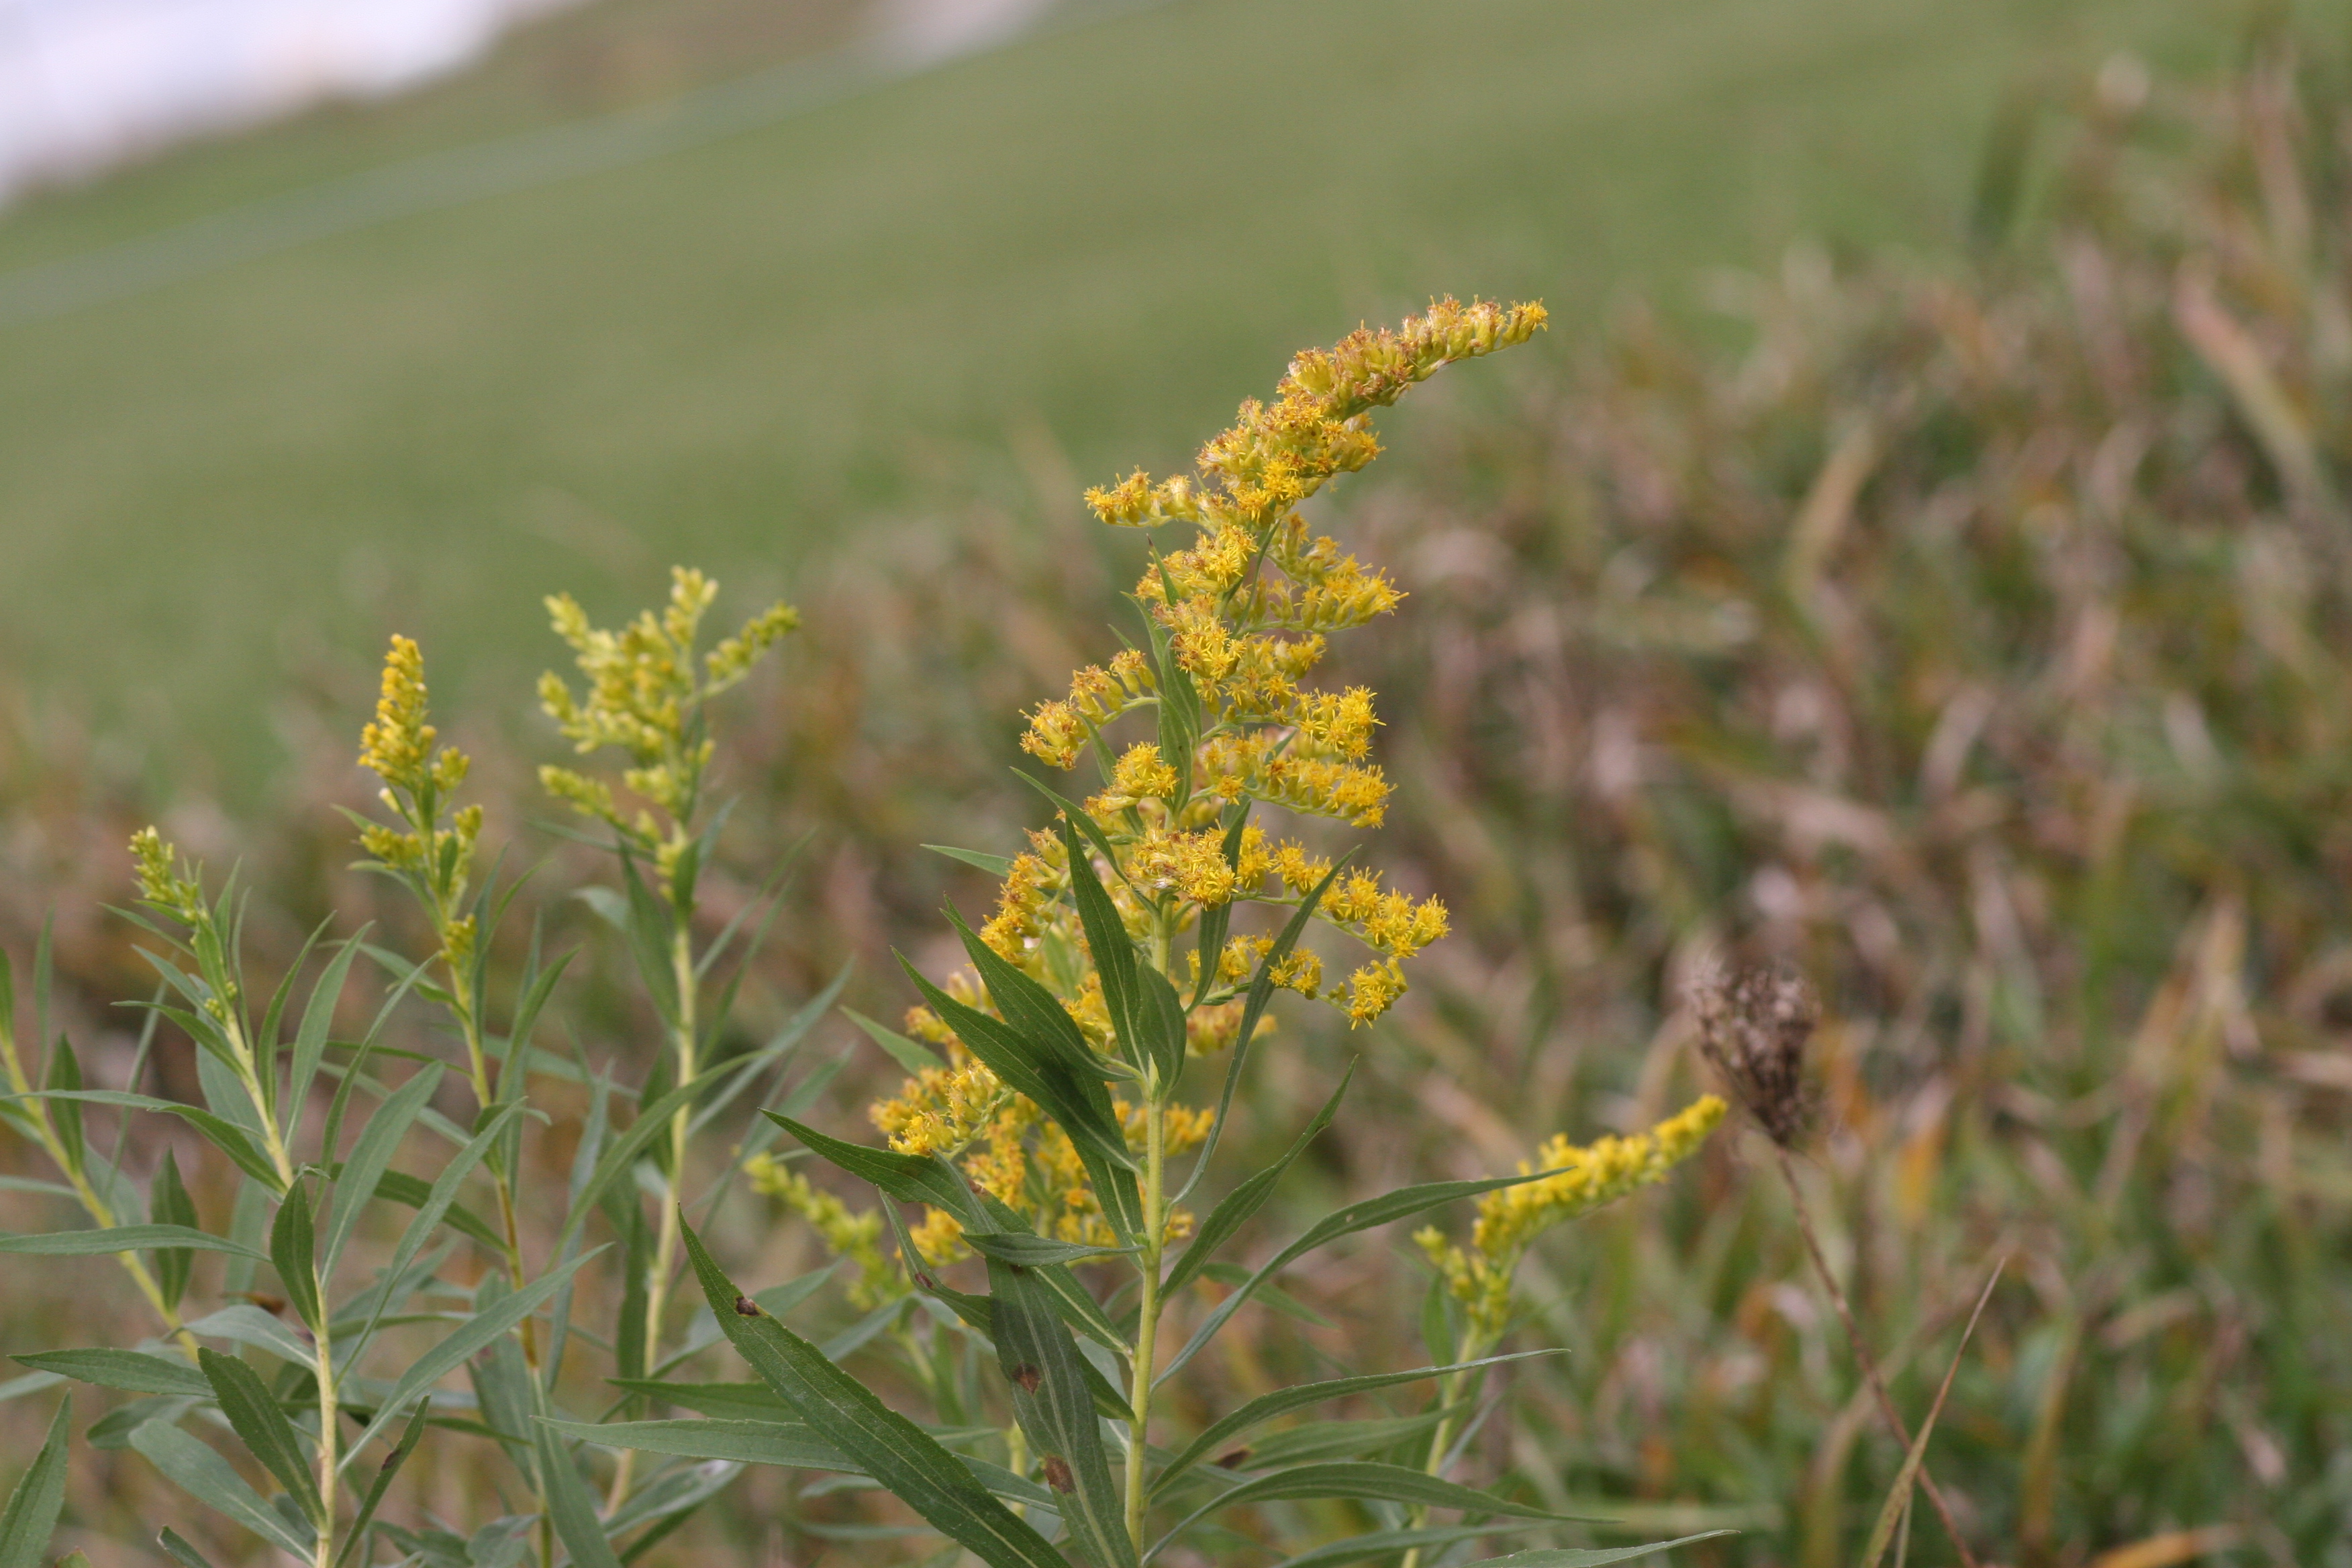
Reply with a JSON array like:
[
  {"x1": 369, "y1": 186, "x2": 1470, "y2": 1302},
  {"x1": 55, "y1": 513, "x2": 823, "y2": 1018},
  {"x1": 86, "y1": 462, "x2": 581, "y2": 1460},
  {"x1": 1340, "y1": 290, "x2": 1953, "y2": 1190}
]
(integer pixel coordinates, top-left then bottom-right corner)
[
  {"x1": 842, "y1": 1006, "x2": 948, "y2": 1075},
  {"x1": 604, "y1": 1382, "x2": 791, "y2": 1422},
  {"x1": 1054, "y1": 814, "x2": 1150, "y2": 1076},
  {"x1": 156, "y1": 1528, "x2": 218, "y2": 1568},
  {"x1": 270, "y1": 1183, "x2": 323, "y2": 1333},
  {"x1": 550, "y1": 1419, "x2": 1057, "y2": 1510},
  {"x1": 323, "y1": 1063, "x2": 443, "y2": 1272},
  {"x1": 1160, "y1": 1169, "x2": 1568, "y2": 1385},
  {"x1": 768, "y1": 1116, "x2": 980, "y2": 1222},
  {"x1": 130, "y1": 1422, "x2": 312, "y2": 1559},
  {"x1": 897, "y1": 959, "x2": 1137, "y2": 1176},
  {"x1": 924, "y1": 844, "x2": 1016, "y2": 877},
  {"x1": 552, "y1": 1064, "x2": 732, "y2": 1255},
  {"x1": 339, "y1": 1247, "x2": 600, "y2": 1469},
  {"x1": 286, "y1": 937, "x2": 364, "y2": 1138},
  {"x1": 680, "y1": 1222, "x2": 1073, "y2": 1568},
  {"x1": 197, "y1": 1350, "x2": 322, "y2": 1528},
  {"x1": 537, "y1": 1414, "x2": 628, "y2": 1568},
  {"x1": 148, "y1": 1150, "x2": 199, "y2": 1308},
  {"x1": 946, "y1": 908, "x2": 1104, "y2": 1086},
  {"x1": 0, "y1": 1225, "x2": 265, "y2": 1260},
  {"x1": 1236, "y1": 1409, "x2": 1464, "y2": 1471},
  {"x1": 358, "y1": 1168, "x2": 503, "y2": 1251},
  {"x1": 1129, "y1": 963, "x2": 1188, "y2": 1102},
  {"x1": 1265, "y1": 1527, "x2": 1549, "y2": 1568},
  {"x1": 1450, "y1": 1536, "x2": 1739, "y2": 1568},
  {"x1": 987, "y1": 1252, "x2": 1136, "y2": 1568},
  {"x1": 1189, "y1": 807, "x2": 1251, "y2": 1008},
  {"x1": 13, "y1": 1350, "x2": 209, "y2": 1400},
  {"x1": 180, "y1": 1306, "x2": 315, "y2": 1367},
  {"x1": 963, "y1": 1232, "x2": 1134, "y2": 1267},
  {"x1": 0, "y1": 1395, "x2": 69, "y2": 1568},
  {"x1": 1165, "y1": 1065, "x2": 1351, "y2": 1298},
  {"x1": 1153, "y1": 1353, "x2": 1555, "y2": 1497},
  {"x1": 1154, "y1": 1461, "x2": 1579, "y2": 1557},
  {"x1": 13, "y1": 1090, "x2": 282, "y2": 1195},
  {"x1": 334, "y1": 1400, "x2": 428, "y2": 1568},
  {"x1": 42, "y1": 1036, "x2": 84, "y2": 1177}
]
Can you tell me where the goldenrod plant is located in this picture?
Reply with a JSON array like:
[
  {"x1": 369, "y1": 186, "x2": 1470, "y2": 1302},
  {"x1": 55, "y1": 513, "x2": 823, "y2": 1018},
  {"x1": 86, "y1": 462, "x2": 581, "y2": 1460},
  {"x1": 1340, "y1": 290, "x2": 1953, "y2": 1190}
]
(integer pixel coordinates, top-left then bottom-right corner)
[
  {"x1": 579, "y1": 301, "x2": 1725, "y2": 1568},
  {"x1": 0, "y1": 307, "x2": 1728, "y2": 1568},
  {"x1": 0, "y1": 571, "x2": 827, "y2": 1568}
]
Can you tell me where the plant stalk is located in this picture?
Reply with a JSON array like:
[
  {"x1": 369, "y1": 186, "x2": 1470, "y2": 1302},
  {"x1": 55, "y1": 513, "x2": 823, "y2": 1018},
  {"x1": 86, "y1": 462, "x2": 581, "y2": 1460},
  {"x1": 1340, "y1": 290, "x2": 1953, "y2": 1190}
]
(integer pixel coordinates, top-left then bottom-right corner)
[
  {"x1": 1126, "y1": 1096, "x2": 1168, "y2": 1554},
  {"x1": 1773, "y1": 1144, "x2": 1980, "y2": 1568}
]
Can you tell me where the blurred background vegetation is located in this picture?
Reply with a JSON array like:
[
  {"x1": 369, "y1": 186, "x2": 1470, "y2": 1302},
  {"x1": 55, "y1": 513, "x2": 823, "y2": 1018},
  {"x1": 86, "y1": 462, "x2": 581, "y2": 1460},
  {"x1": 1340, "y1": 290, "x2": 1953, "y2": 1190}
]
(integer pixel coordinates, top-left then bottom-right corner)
[{"x1": 5, "y1": 0, "x2": 2352, "y2": 1565}]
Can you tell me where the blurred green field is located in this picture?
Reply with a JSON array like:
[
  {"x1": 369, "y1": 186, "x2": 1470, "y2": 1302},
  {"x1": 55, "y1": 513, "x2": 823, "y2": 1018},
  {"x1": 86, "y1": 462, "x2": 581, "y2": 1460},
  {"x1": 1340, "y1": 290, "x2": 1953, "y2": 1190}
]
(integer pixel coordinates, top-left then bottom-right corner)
[{"x1": 0, "y1": 0, "x2": 2310, "y2": 787}]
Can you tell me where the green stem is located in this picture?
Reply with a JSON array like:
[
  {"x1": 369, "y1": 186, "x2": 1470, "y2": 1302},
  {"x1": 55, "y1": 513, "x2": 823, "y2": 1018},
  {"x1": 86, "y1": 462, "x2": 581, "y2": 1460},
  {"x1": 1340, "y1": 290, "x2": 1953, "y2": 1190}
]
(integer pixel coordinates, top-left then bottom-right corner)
[
  {"x1": 312, "y1": 1309, "x2": 341, "y2": 1568},
  {"x1": 1398, "y1": 1328, "x2": 1487, "y2": 1568},
  {"x1": 609, "y1": 899, "x2": 699, "y2": 1512},
  {"x1": 1126, "y1": 1097, "x2": 1167, "y2": 1554}
]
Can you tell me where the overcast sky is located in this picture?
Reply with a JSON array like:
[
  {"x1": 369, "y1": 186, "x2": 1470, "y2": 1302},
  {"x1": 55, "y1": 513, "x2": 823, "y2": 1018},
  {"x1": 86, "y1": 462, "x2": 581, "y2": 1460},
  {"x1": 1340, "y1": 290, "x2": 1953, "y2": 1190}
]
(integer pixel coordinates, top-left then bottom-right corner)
[{"x1": 0, "y1": 0, "x2": 575, "y2": 202}]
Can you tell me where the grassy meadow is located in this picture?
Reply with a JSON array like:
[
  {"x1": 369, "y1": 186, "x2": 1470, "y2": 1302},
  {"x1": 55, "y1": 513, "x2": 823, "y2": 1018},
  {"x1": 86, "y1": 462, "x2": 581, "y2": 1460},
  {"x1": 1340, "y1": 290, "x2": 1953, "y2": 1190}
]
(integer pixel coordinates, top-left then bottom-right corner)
[{"x1": 0, "y1": 0, "x2": 2314, "y2": 785}]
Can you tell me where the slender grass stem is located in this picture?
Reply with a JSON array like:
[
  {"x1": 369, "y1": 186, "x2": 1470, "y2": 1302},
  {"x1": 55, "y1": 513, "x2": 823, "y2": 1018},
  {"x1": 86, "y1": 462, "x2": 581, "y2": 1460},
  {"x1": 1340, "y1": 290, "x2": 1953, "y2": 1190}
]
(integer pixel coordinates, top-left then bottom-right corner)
[
  {"x1": 1398, "y1": 1328, "x2": 1488, "y2": 1568},
  {"x1": 1773, "y1": 1144, "x2": 1980, "y2": 1568}
]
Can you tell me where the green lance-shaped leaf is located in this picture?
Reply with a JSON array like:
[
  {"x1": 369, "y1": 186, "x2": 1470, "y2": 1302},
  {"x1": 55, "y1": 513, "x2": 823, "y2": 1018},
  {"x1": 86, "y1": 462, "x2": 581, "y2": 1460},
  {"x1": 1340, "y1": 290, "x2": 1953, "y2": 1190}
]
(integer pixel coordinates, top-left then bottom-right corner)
[
  {"x1": 285, "y1": 936, "x2": 366, "y2": 1144},
  {"x1": 1053, "y1": 814, "x2": 1184, "y2": 1095},
  {"x1": 269, "y1": 1181, "x2": 324, "y2": 1333},
  {"x1": 0, "y1": 1225, "x2": 266, "y2": 1260},
  {"x1": 924, "y1": 844, "x2": 1016, "y2": 877},
  {"x1": 1189, "y1": 807, "x2": 1251, "y2": 1008},
  {"x1": 42, "y1": 1035, "x2": 83, "y2": 1178},
  {"x1": 1449, "y1": 1537, "x2": 1741, "y2": 1568},
  {"x1": 332, "y1": 1400, "x2": 428, "y2": 1568},
  {"x1": 1151, "y1": 1353, "x2": 1557, "y2": 1498},
  {"x1": 537, "y1": 1414, "x2": 627, "y2": 1568},
  {"x1": 679, "y1": 1220, "x2": 1074, "y2": 1568},
  {"x1": 156, "y1": 1530, "x2": 218, "y2": 1568},
  {"x1": 986, "y1": 1251, "x2": 1136, "y2": 1568},
  {"x1": 357, "y1": 1169, "x2": 504, "y2": 1250},
  {"x1": 842, "y1": 1006, "x2": 948, "y2": 1075},
  {"x1": 897, "y1": 958, "x2": 1136, "y2": 1177},
  {"x1": 1152, "y1": 1461, "x2": 1583, "y2": 1558},
  {"x1": 1265, "y1": 1524, "x2": 1556, "y2": 1568},
  {"x1": 947, "y1": 906, "x2": 1119, "y2": 1094},
  {"x1": 0, "y1": 1395, "x2": 70, "y2": 1568},
  {"x1": 1224, "y1": 1409, "x2": 1464, "y2": 1471},
  {"x1": 13, "y1": 1350, "x2": 210, "y2": 1400},
  {"x1": 1165, "y1": 1063, "x2": 1352, "y2": 1298},
  {"x1": 962, "y1": 1232, "x2": 1134, "y2": 1267},
  {"x1": 148, "y1": 1149, "x2": 200, "y2": 1309},
  {"x1": 897, "y1": 960, "x2": 1145, "y2": 1246},
  {"x1": 197, "y1": 1349, "x2": 322, "y2": 1528},
  {"x1": 768, "y1": 1116, "x2": 981, "y2": 1223},
  {"x1": 338, "y1": 1246, "x2": 601, "y2": 1469},
  {"x1": 130, "y1": 1422, "x2": 311, "y2": 1559},
  {"x1": 1159, "y1": 1167, "x2": 1573, "y2": 1386},
  {"x1": 11, "y1": 1091, "x2": 281, "y2": 1195},
  {"x1": 322, "y1": 1062, "x2": 443, "y2": 1272},
  {"x1": 549, "y1": 1419, "x2": 1059, "y2": 1511},
  {"x1": 551, "y1": 1063, "x2": 734, "y2": 1256}
]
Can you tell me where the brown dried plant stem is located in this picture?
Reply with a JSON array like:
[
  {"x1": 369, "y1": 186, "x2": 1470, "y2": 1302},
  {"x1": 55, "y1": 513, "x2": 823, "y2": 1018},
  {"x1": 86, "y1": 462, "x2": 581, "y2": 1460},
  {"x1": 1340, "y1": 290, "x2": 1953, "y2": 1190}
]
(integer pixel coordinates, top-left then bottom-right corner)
[{"x1": 1773, "y1": 1143, "x2": 1980, "y2": 1568}]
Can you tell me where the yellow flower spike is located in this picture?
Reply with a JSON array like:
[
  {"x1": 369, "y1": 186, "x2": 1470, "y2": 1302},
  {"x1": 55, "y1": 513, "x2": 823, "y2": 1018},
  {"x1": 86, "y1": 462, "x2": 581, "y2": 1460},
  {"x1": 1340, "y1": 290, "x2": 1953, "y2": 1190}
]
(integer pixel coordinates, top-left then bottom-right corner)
[
  {"x1": 537, "y1": 567, "x2": 795, "y2": 846},
  {"x1": 129, "y1": 827, "x2": 205, "y2": 922},
  {"x1": 358, "y1": 634, "x2": 437, "y2": 792}
]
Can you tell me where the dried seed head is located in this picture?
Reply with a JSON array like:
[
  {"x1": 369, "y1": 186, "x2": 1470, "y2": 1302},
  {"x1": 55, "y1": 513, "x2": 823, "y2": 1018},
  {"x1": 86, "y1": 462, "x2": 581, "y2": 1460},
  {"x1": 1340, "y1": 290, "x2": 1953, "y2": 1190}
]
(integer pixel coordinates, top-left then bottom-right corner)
[
  {"x1": 1689, "y1": 959, "x2": 1817, "y2": 1148},
  {"x1": 1041, "y1": 1455, "x2": 1075, "y2": 1493}
]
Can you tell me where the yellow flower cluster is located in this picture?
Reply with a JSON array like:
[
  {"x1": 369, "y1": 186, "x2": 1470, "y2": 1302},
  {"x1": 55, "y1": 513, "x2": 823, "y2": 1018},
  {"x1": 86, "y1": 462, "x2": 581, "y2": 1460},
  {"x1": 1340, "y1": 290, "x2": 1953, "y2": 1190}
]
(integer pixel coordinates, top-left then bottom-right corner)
[
  {"x1": 1418, "y1": 1096, "x2": 1726, "y2": 1342},
  {"x1": 869, "y1": 1037, "x2": 1211, "y2": 1266},
  {"x1": 130, "y1": 827, "x2": 205, "y2": 926},
  {"x1": 354, "y1": 638, "x2": 483, "y2": 946},
  {"x1": 743, "y1": 1154, "x2": 904, "y2": 1310},
  {"x1": 537, "y1": 567, "x2": 797, "y2": 854},
  {"x1": 864, "y1": 306, "x2": 1541, "y2": 1277}
]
